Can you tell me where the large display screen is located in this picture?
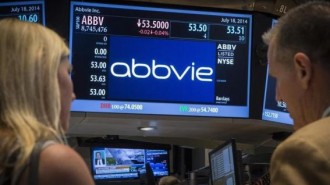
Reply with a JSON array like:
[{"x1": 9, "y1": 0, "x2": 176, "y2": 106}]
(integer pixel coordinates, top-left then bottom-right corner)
[
  {"x1": 91, "y1": 147, "x2": 169, "y2": 181},
  {"x1": 70, "y1": 1, "x2": 252, "y2": 118},
  {"x1": 262, "y1": 19, "x2": 293, "y2": 125},
  {"x1": 0, "y1": 1, "x2": 44, "y2": 24},
  {"x1": 209, "y1": 139, "x2": 241, "y2": 185}
]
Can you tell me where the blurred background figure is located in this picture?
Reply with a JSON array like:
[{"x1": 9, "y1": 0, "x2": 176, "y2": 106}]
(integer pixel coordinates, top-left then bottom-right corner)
[{"x1": 158, "y1": 175, "x2": 186, "y2": 185}]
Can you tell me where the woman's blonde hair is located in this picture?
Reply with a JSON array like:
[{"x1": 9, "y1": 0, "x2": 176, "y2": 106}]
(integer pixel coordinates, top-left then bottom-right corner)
[{"x1": 0, "y1": 18, "x2": 69, "y2": 180}]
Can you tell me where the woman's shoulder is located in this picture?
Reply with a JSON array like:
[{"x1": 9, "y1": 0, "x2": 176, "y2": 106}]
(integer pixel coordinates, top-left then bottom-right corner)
[
  {"x1": 40, "y1": 143, "x2": 79, "y2": 159},
  {"x1": 38, "y1": 143, "x2": 95, "y2": 185}
]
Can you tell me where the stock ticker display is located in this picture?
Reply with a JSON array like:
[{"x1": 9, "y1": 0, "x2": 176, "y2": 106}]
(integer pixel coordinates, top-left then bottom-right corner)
[
  {"x1": 69, "y1": 1, "x2": 252, "y2": 118},
  {"x1": 0, "y1": 1, "x2": 44, "y2": 24},
  {"x1": 262, "y1": 19, "x2": 293, "y2": 125},
  {"x1": 262, "y1": 66, "x2": 293, "y2": 125}
]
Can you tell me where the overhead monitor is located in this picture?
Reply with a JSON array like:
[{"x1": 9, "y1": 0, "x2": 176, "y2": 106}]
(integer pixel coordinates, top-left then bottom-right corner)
[
  {"x1": 91, "y1": 147, "x2": 169, "y2": 181},
  {"x1": 69, "y1": 1, "x2": 252, "y2": 118},
  {"x1": 262, "y1": 19, "x2": 293, "y2": 125},
  {"x1": 209, "y1": 138, "x2": 241, "y2": 185},
  {"x1": 0, "y1": 1, "x2": 45, "y2": 24}
]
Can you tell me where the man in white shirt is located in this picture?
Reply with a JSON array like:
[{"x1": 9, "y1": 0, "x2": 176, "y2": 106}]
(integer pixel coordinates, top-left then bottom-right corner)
[{"x1": 95, "y1": 152, "x2": 105, "y2": 166}]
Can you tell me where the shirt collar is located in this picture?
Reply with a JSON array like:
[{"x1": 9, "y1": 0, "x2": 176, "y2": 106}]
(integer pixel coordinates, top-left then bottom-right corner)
[{"x1": 322, "y1": 106, "x2": 330, "y2": 118}]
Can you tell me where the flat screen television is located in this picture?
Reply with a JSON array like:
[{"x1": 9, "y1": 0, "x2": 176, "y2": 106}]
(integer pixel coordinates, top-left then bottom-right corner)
[
  {"x1": 91, "y1": 147, "x2": 169, "y2": 181},
  {"x1": 261, "y1": 19, "x2": 293, "y2": 125},
  {"x1": 0, "y1": 1, "x2": 45, "y2": 24},
  {"x1": 209, "y1": 138, "x2": 241, "y2": 185},
  {"x1": 69, "y1": 1, "x2": 252, "y2": 118}
]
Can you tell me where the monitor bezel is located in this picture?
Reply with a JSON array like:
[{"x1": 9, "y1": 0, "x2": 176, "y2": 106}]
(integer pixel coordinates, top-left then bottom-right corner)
[{"x1": 69, "y1": 0, "x2": 253, "y2": 118}]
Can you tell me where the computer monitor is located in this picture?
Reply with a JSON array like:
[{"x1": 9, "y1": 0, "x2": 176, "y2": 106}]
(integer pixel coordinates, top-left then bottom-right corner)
[
  {"x1": 209, "y1": 139, "x2": 241, "y2": 185},
  {"x1": 69, "y1": 1, "x2": 252, "y2": 118},
  {"x1": 0, "y1": 1, "x2": 45, "y2": 25},
  {"x1": 261, "y1": 19, "x2": 293, "y2": 125},
  {"x1": 91, "y1": 147, "x2": 169, "y2": 182}
]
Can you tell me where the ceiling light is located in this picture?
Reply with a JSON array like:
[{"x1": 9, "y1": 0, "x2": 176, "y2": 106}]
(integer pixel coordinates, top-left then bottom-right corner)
[{"x1": 138, "y1": 126, "x2": 156, "y2": 131}]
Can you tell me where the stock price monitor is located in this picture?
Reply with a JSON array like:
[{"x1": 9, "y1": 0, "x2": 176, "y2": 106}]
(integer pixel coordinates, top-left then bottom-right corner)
[
  {"x1": 262, "y1": 66, "x2": 293, "y2": 125},
  {"x1": 70, "y1": 1, "x2": 252, "y2": 118},
  {"x1": 262, "y1": 19, "x2": 293, "y2": 125},
  {"x1": 0, "y1": 1, "x2": 44, "y2": 24}
]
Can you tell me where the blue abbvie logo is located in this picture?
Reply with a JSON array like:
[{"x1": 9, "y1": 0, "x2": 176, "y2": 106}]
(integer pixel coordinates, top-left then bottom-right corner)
[
  {"x1": 110, "y1": 59, "x2": 213, "y2": 82},
  {"x1": 108, "y1": 36, "x2": 216, "y2": 103}
]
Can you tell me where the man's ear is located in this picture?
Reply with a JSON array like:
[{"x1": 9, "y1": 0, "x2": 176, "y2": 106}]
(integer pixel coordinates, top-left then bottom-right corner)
[{"x1": 293, "y1": 52, "x2": 312, "y2": 89}]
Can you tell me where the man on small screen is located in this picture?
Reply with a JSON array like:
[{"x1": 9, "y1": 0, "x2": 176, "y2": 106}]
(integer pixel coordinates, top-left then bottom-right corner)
[{"x1": 95, "y1": 151, "x2": 105, "y2": 166}]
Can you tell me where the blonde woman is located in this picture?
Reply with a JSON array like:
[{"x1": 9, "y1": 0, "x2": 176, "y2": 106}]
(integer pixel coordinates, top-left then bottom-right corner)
[{"x1": 0, "y1": 18, "x2": 94, "y2": 185}]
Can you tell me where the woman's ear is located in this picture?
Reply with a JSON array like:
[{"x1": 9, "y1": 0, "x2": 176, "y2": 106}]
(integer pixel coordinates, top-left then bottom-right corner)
[{"x1": 293, "y1": 52, "x2": 312, "y2": 90}]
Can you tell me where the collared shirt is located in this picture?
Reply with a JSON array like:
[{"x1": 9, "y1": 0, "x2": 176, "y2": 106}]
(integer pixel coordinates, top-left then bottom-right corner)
[
  {"x1": 322, "y1": 106, "x2": 330, "y2": 118},
  {"x1": 97, "y1": 159, "x2": 103, "y2": 165}
]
